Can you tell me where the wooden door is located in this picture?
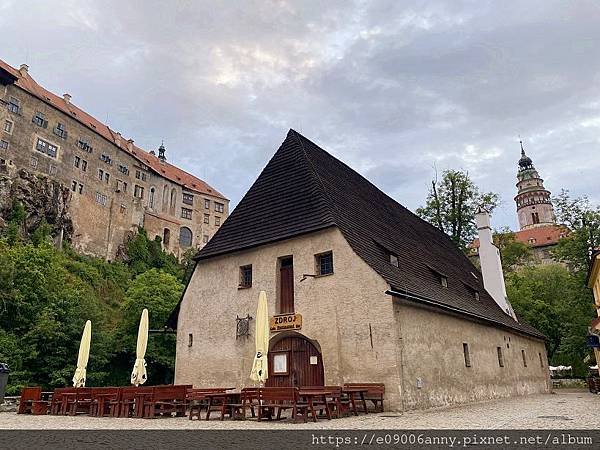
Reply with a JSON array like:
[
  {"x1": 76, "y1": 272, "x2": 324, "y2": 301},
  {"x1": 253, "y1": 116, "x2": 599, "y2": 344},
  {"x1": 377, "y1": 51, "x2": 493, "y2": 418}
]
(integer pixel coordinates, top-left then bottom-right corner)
[
  {"x1": 267, "y1": 335, "x2": 324, "y2": 387},
  {"x1": 279, "y1": 257, "x2": 294, "y2": 313}
]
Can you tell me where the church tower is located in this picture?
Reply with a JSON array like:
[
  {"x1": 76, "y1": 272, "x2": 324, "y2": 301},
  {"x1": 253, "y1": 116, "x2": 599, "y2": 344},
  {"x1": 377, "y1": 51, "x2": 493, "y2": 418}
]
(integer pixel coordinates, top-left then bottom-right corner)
[{"x1": 514, "y1": 142, "x2": 555, "y2": 230}]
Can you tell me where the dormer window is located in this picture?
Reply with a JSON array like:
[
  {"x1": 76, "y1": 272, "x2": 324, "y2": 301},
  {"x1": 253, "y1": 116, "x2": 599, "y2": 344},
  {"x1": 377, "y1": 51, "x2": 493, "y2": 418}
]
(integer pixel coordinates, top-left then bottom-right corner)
[
  {"x1": 389, "y1": 253, "x2": 399, "y2": 268},
  {"x1": 440, "y1": 276, "x2": 448, "y2": 288},
  {"x1": 474, "y1": 291, "x2": 480, "y2": 301},
  {"x1": 427, "y1": 264, "x2": 448, "y2": 288}
]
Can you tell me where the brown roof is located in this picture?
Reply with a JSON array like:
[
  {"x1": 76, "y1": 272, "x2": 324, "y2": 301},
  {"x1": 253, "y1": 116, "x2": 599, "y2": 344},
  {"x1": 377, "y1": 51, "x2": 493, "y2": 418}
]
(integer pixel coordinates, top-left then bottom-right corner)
[
  {"x1": 0, "y1": 59, "x2": 226, "y2": 200},
  {"x1": 471, "y1": 224, "x2": 566, "y2": 250},
  {"x1": 168, "y1": 129, "x2": 545, "y2": 339}
]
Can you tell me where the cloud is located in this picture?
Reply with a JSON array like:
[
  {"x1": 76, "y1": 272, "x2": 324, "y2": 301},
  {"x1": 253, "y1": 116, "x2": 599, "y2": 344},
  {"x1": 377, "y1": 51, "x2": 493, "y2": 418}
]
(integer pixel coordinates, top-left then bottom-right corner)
[{"x1": 1, "y1": 0, "x2": 599, "y2": 229}]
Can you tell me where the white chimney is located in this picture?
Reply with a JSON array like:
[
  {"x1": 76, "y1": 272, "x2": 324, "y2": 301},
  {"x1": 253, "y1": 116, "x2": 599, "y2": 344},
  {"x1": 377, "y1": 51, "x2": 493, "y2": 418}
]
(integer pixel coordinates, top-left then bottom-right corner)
[
  {"x1": 115, "y1": 132, "x2": 122, "y2": 147},
  {"x1": 19, "y1": 64, "x2": 29, "y2": 76},
  {"x1": 475, "y1": 207, "x2": 517, "y2": 320},
  {"x1": 127, "y1": 139, "x2": 134, "y2": 151},
  {"x1": 63, "y1": 93, "x2": 71, "y2": 104}
]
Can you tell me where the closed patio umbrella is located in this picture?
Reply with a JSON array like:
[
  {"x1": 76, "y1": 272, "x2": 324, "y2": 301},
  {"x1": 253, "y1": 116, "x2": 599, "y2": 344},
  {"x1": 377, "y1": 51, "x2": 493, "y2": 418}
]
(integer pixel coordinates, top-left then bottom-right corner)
[
  {"x1": 250, "y1": 291, "x2": 270, "y2": 384},
  {"x1": 130, "y1": 308, "x2": 149, "y2": 386},
  {"x1": 72, "y1": 320, "x2": 92, "y2": 387}
]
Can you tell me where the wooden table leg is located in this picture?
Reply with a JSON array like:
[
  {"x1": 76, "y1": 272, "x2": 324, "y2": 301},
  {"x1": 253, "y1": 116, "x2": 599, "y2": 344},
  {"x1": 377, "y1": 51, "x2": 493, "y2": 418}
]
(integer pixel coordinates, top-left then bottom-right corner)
[
  {"x1": 359, "y1": 392, "x2": 368, "y2": 414},
  {"x1": 348, "y1": 392, "x2": 358, "y2": 416}
]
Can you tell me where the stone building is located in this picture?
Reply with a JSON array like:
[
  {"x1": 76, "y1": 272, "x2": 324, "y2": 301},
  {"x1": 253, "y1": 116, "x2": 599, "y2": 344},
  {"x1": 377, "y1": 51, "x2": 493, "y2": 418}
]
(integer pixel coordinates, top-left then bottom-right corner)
[
  {"x1": 587, "y1": 251, "x2": 600, "y2": 376},
  {"x1": 0, "y1": 60, "x2": 228, "y2": 259},
  {"x1": 471, "y1": 143, "x2": 566, "y2": 265},
  {"x1": 168, "y1": 130, "x2": 549, "y2": 411}
]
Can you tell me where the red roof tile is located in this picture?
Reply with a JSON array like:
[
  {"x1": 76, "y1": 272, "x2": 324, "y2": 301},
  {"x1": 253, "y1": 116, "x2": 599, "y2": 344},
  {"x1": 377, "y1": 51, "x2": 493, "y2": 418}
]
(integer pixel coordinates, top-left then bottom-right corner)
[
  {"x1": 0, "y1": 59, "x2": 226, "y2": 200},
  {"x1": 471, "y1": 224, "x2": 567, "y2": 250}
]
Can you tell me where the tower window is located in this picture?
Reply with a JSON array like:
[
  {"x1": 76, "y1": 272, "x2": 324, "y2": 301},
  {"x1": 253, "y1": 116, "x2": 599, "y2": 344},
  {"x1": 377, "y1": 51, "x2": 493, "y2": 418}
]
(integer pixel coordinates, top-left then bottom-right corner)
[{"x1": 531, "y1": 212, "x2": 540, "y2": 224}]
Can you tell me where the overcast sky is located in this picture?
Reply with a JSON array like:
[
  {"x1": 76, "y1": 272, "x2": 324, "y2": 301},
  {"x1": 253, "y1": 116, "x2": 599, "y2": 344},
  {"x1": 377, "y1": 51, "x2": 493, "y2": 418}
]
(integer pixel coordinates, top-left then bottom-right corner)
[{"x1": 1, "y1": 0, "x2": 599, "y2": 229}]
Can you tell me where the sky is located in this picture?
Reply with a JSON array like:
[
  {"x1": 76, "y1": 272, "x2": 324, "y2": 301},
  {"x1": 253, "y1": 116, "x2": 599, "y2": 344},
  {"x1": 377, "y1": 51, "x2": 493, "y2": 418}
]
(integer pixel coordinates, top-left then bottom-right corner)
[{"x1": 1, "y1": 0, "x2": 599, "y2": 230}]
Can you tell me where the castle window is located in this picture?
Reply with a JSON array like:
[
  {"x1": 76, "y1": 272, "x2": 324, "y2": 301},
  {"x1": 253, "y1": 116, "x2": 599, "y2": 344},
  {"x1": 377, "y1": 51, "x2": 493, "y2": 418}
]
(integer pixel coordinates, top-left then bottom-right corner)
[
  {"x1": 463, "y1": 343, "x2": 471, "y2": 367},
  {"x1": 53, "y1": 123, "x2": 68, "y2": 139},
  {"x1": 135, "y1": 170, "x2": 147, "y2": 181},
  {"x1": 170, "y1": 188, "x2": 177, "y2": 210},
  {"x1": 203, "y1": 213, "x2": 210, "y2": 224},
  {"x1": 95, "y1": 192, "x2": 107, "y2": 207},
  {"x1": 7, "y1": 97, "x2": 20, "y2": 114},
  {"x1": 48, "y1": 164, "x2": 57, "y2": 176},
  {"x1": 119, "y1": 203, "x2": 127, "y2": 214},
  {"x1": 188, "y1": 333, "x2": 193, "y2": 347},
  {"x1": 118, "y1": 164, "x2": 129, "y2": 175},
  {"x1": 100, "y1": 153, "x2": 113, "y2": 165},
  {"x1": 98, "y1": 168, "x2": 104, "y2": 181},
  {"x1": 74, "y1": 156, "x2": 81, "y2": 168},
  {"x1": 32, "y1": 112, "x2": 48, "y2": 128},
  {"x1": 239, "y1": 265, "x2": 252, "y2": 288},
  {"x1": 215, "y1": 216, "x2": 221, "y2": 226},
  {"x1": 163, "y1": 228, "x2": 171, "y2": 247},
  {"x1": 3, "y1": 120, "x2": 13, "y2": 134},
  {"x1": 0, "y1": 140, "x2": 8, "y2": 150},
  {"x1": 389, "y1": 253, "x2": 399, "y2": 268},
  {"x1": 71, "y1": 180, "x2": 77, "y2": 191},
  {"x1": 203, "y1": 234, "x2": 209, "y2": 244},
  {"x1": 77, "y1": 139, "x2": 93, "y2": 153},
  {"x1": 30, "y1": 157, "x2": 38, "y2": 168},
  {"x1": 204, "y1": 199, "x2": 210, "y2": 209},
  {"x1": 35, "y1": 138, "x2": 58, "y2": 158},
  {"x1": 531, "y1": 212, "x2": 540, "y2": 224},
  {"x1": 497, "y1": 347, "x2": 504, "y2": 367},
  {"x1": 181, "y1": 207, "x2": 192, "y2": 220},
  {"x1": 182, "y1": 193, "x2": 194, "y2": 205},
  {"x1": 134, "y1": 185, "x2": 144, "y2": 199},
  {"x1": 81, "y1": 160, "x2": 87, "y2": 172},
  {"x1": 149, "y1": 187, "x2": 155, "y2": 209},
  {"x1": 316, "y1": 251, "x2": 334, "y2": 276},
  {"x1": 215, "y1": 202, "x2": 224, "y2": 213},
  {"x1": 521, "y1": 349, "x2": 527, "y2": 367},
  {"x1": 179, "y1": 227, "x2": 192, "y2": 247},
  {"x1": 116, "y1": 180, "x2": 128, "y2": 193}
]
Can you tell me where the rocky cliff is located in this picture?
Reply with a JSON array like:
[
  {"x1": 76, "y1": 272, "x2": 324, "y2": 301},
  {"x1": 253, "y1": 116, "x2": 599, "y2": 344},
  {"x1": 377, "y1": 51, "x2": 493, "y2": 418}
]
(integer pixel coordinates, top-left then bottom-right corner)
[{"x1": 0, "y1": 163, "x2": 73, "y2": 242}]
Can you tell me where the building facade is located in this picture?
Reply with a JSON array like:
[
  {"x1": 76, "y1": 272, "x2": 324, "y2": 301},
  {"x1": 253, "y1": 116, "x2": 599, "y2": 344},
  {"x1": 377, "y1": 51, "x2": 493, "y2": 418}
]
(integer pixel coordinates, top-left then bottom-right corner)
[
  {"x1": 0, "y1": 60, "x2": 228, "y2": 259},
  {"x1": 587, "y1": 251, "x2": 600, "y2": 375},
  {"x1": 169, "y1": 130, "x2": 550, "y2": 411}
]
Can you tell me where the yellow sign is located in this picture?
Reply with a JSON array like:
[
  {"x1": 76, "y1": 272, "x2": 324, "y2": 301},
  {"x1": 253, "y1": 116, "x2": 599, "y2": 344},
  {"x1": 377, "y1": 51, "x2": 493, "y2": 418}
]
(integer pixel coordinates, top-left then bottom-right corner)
[{"x1": 270, "y1": 313, "x2": 302, "y2": 332}]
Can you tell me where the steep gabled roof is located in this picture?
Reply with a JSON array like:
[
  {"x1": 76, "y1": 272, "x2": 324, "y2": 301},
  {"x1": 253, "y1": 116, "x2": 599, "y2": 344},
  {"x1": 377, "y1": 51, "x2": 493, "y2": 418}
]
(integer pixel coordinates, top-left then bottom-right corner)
[
  {"x1": 0, "y1": 59, "x2": 226, "y2": 199},
  {"x1": 191, "y1": 129, "x2": 543, "y2": 339}
]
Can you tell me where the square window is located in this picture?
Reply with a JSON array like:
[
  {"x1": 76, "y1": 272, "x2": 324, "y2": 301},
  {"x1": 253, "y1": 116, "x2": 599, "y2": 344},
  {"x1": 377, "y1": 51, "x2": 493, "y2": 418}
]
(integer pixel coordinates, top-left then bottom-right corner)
[
  {"x1": 32, "y1": 112, "x2": 47, "y2": 128},
  {"x1": 182, "y1": 193, "x2": 194, "y2": 205},
  {"x1": 0, "y1": 140, "x2": 8, "y2": 150},
  {"x1": 272, "y1": 352, "x2": 289, "y2": 375},
  {"x1": 54, "y1": 123, "x2": 67, "y2": 139},
  {"x1": 215, "y1": 202, "x2": 224, "y2": 213},
  {"x1": 7, "y1": 97, "x2": 20, "y2": 114},
  {"x1": 239, "y1": 265, "x2": 252, "y2": 288},
  {"x1": 204, "y1": 199, "x2": 210, "y2": 209},
  {"x1": 203, "y1": 213, "x2": 210, "y2": 224},
  {"x1": 35, "y1": 138, "x2": 58, "y2": 158},
  {"x1": 181, "y1": 207, "x2": 192, "y2": 220},
  {"x1": 316, "y1": 251, "x2": 334, "y2": 276},
  {"x1": 134, "y1": 185, "x2": 144, "y2": 199},
  {"x1": 48, "y1": 164, "x2": 57, "y2": 176},
  {"x1": 215, "y1": 216, "x2": 221, "y2": 226}
]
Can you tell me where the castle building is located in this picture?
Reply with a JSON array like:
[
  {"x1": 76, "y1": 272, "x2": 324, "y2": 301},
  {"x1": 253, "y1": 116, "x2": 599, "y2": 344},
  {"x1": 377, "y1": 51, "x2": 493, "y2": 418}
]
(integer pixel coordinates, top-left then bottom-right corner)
[
  {"x1": 471, "y1": 143, "x2": 566, "y2": 265},
  {"x1": 168, "y1": 130, "x2": 549, "y2": 411},
  {"x1": 588, "y1": 251, "x2": 600, "y2": 376},
  {"x1": 0, "y1": 60, "x2": 228, "y2": 259}
]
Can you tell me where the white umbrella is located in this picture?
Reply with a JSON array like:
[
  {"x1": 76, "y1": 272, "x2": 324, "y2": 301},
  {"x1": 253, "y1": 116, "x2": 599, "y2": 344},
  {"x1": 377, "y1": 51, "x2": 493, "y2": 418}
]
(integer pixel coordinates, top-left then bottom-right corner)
[
  {"x1": 250, "y1": 291, "x2": 270, "y2": 384},
  {"x1": 72, "y1": 320, "x2": 92, "y2": 387},
  {"x1": 130, "y1": 309, "x2": 149, "y2": 386}
]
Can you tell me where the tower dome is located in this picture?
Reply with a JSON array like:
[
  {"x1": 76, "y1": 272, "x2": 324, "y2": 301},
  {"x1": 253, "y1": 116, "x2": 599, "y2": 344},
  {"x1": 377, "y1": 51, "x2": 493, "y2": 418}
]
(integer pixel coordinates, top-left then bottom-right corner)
[{"x1": 518, "y1": 142, "x2": 534, "y2": 171}]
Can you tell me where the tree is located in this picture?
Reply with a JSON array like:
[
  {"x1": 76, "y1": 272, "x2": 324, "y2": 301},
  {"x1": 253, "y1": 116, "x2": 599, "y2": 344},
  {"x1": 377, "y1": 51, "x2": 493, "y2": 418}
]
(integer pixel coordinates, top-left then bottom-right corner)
[
  {"x1": 123, "y1": 227, "x2": 183, "y2": 278},
  {"x1": 494, "y1": 227, "x2": 533, "y2": 270},
  {"x1": 417, "y1": 169, "x2": 499, "y2": 250},
  {"x1": 552, "y1": 190, "x2": 600, "y2": 273},
  {"x1": 113, "y1": 269, "x2": 183, "y2": 385},
  {"x1": 506, "y1": 265, "x2": 595, "y2": 376}
]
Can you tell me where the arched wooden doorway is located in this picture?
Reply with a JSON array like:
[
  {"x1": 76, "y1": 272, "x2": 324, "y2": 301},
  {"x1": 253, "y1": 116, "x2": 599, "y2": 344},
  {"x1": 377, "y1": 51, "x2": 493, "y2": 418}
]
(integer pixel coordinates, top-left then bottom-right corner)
[{"x1": 266, "y1": 333, "x2": 324, "y2": 387}]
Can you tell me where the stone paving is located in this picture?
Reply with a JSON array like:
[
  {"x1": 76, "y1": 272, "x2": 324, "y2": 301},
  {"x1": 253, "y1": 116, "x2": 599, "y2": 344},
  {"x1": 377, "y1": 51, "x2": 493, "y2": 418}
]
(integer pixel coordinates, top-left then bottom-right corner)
[{"x1": 1, "y1": 390, "x2": 598, "y2": 429}]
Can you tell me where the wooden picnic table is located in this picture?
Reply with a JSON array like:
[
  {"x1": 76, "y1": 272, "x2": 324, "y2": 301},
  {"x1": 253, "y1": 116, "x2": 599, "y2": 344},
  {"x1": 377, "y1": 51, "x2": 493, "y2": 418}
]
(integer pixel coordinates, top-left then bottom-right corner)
[
  {"x1": 297, "y1": 389, "x2": 332, "y2": 422},
  {"x1": 133, "y1": 391, "x2": 154, "y2": 418},
  {"x1": 91, "y1": 392, "x2": 119, "y2": 417},
  {"x1": 204, "y1": 390, "x2": 240, "y2": 420},
  {"x1": 341, "y1": 387, "x2": 369, "y2": 415}
]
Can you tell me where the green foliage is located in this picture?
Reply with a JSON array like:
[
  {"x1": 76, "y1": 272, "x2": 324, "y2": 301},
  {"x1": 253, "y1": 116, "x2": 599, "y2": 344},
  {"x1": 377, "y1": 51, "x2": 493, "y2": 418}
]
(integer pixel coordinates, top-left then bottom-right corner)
[
  {"x1": 4, "y1": 200, "x2": 26, "y2": 244},
  {"x1": 494, "y1": 227, "x2": 533, "y2": 270},
  {"x1": 552, "y1": 190, "x2": 600, "y2": 273},
  {"x1": 0, "y1": 226, "x2": 189, "y2": 395},
  {"x1": 506, "y1": 265, "x2": 595, "y2": 376},
  {"x1": 417, "y1": 169, "x2": 499, "y2": 250}
]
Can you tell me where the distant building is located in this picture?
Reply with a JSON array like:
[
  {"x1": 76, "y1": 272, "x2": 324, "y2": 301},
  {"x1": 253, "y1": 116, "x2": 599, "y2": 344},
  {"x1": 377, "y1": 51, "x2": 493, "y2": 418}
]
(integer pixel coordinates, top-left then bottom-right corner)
[
  {"x1": 169, "y1": 130, "x2": 549, "y2": 412},
  {"x1": 587, "y1": 251, "x2": 600, "y2": 376},
  {"x1": 471, "y1": 143, "x2": 566, "y2": 265},
  {"x1": 0, "y1": 60, "x2": 228, "y2": 259}
]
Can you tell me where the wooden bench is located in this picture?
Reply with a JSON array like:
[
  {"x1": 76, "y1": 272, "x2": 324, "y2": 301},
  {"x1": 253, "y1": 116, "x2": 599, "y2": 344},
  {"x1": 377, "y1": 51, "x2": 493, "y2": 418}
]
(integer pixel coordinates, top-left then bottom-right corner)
[
  {"x1": 226, "y1": 387, "x2": 259, "y2": 420},
  {"x1": 89, "y1": 387, "x2": 120, "y2": 417},
  {"x1": 17, "y1": 387, "x2": 42, "y2": 414},
  {"x1": 257, "y1": 387, "x2": 298, "y2": 421},
  {"x1": 50, "y1": 388, "x2": 78, "y2": 415},
  {"x1": 143, "y1": 385, "x2": 189, "y2": 418},
  {"x1": 343, "y1": 383, "x2": 385, "y2": 412},
  {"x1": 188, "y1": 388, "x2": 230, "y2": 420},
  {"x1": 301, "y1": 386, "x2": 347, "y2": 418},
  {"x1": 66, "y1": 387, "x2": 93, "y2": 415}
]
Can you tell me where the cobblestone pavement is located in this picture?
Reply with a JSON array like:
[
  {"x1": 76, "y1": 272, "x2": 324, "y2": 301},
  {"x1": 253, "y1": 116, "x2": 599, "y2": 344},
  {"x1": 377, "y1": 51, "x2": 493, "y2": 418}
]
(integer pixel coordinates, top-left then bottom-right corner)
[{"x1": 1, "y1": 390, "x2": 598, "y2": 430}]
